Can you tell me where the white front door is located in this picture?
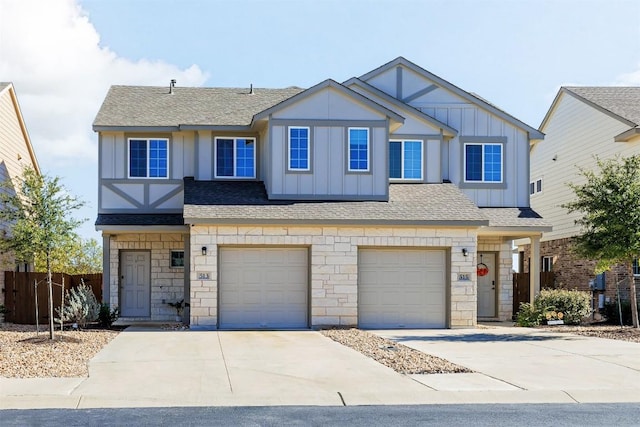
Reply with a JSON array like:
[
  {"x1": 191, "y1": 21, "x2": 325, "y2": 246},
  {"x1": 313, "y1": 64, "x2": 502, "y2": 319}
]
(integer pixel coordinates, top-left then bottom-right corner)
[
  {"x1": 477, "y1": 252, "x2": 496, "y2": 317},
  {"x1": 120, "y1": 251, "x2": 151, "y2": 317}
]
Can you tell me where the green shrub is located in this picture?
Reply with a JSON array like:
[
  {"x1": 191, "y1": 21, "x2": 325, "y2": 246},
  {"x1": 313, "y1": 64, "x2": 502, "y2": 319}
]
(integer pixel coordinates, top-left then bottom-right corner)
[
  {"x1": 516, "y1": 302, "x2": 543, "y2": 327},
  {"x1": 55, "y1": 281, "x2": 100, "y2": 328},
  {"x1": 98, "y1": 303, "x2": 119, "y2": 327},
  {"x1": 533, "y1": 288, "x2": 591, "y2": 325},
  {"x1": 601, "y1": 299, "x2": 640, "y2": 326},
  {"x1": 516, "y1": 288, "x2": 592, "y2": 327}
]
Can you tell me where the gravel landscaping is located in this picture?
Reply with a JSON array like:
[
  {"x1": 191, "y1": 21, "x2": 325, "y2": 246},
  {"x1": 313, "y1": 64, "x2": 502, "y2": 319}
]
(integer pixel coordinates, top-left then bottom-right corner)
[
  {"x1": 536, "y1": 324, "x2": 640, "y2": 343},
  {"x1": 0, "y1": 323, "x2": 119, "y2": 378},
  {"x1": 321, "y1": 328, "x2": 471, "y2": 374}
]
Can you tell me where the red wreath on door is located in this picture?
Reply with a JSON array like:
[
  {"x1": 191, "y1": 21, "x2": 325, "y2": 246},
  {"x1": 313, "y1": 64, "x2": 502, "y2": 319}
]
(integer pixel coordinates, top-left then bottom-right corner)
[{"x1": 477, "y1": 254, "x2": 489, "y2": 277}]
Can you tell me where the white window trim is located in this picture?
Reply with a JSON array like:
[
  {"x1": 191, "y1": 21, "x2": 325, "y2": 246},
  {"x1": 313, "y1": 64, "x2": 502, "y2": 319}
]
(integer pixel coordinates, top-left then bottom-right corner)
[
  {"x1": 127, "y1": 138, "x2": 170, "y2": 179},
  {"x1": 348, "y1": 127, "x2": 370, "y2": 172},
  {"x1": 287, "y1": 126, "x2": 311, "y2": 172},
  {"x1": 541, "y1": 256, "x2": 553, "y2": 272},
  {"x1": 214, "y1": 137, "x2": 257, "y2": 179},
  {"x1": 463, "y1": 142, "x2": 504, "y2": 184},
  {"x1": 634, "y1": 258, "x2": 640, "y2": 277},
  {"x1": 389, "y1": 139, "x2": 423, "y2": 181}
]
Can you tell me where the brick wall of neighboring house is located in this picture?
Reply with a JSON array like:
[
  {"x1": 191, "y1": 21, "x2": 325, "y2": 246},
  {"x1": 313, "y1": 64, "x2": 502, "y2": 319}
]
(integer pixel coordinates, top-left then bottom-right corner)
[{"x1": 520, "y1": 237, "x2": 639, "y2": 309}]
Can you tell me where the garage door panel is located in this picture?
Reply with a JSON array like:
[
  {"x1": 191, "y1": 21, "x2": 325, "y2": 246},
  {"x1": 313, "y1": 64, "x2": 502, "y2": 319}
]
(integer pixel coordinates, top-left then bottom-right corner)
[
  {"x1": 359, "y1": 249, "x2": 446, "y2": 329},
  {"x1": 220, "y1": 247, "x2": 308, "y2": 329}
]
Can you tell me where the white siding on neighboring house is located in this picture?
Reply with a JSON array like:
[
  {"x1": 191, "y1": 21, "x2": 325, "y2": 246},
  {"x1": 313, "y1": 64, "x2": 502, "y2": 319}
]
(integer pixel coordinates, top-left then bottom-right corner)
[
  {"x1": 0, "y1": 84, "x2": 40, "y2": 305},
  {"x1": 530, "y1": 92, "x2": 635, "y2": 242},
  {"x1": 0, "y1": 89, "x2": 37, "y2": 190}
]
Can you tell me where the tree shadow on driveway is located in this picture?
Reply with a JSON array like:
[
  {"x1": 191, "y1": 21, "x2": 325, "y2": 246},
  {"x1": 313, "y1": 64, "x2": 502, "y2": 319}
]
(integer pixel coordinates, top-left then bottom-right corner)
[{"x1": 379, "y1": 332, "x2": 581, "y2": 343}]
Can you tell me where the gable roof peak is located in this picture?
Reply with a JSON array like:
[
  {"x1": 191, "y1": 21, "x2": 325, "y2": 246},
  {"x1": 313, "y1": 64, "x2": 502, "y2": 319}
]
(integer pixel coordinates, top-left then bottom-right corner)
[
  {"x1": 540, "y1": 86, "x2": 640, "y2": 131},
  {"x1": 359, "y1": 58, "x2": 543, "y2": 139}
]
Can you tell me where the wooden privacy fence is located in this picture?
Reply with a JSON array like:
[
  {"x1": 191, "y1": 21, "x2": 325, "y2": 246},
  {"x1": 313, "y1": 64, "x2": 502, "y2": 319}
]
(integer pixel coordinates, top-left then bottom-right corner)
[
  {"x1": 3, "y1": 272, "x2": 102, "y2": 324},
  {"x1": 512, "y1": 272, "x2": 556, "y2": 317}
]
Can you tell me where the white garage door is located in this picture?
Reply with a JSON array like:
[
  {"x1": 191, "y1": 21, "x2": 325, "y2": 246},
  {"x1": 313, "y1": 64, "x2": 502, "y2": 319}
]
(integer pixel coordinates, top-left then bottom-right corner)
[
  {"x1": 219, "y1": 247, "x2": 308, "y2": 329},
  {"x1": 359, "y1": 249, "x2": 447, "y2": 329}
]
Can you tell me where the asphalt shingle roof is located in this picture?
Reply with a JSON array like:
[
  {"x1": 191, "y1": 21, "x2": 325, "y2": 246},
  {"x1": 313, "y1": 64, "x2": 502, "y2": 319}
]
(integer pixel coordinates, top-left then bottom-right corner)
[
  {"x1": 565, "y1": 87, "x2": 640, "y2": 126},
  {"x1": 183, "y1": 179, "x2": 487, "y2": 225},
  {"x1": 479, "y1": 208, "x2": 550, "y2": 229},
  {"x1": 93, "y1": 85, "x2": 304, "y2": 128}
]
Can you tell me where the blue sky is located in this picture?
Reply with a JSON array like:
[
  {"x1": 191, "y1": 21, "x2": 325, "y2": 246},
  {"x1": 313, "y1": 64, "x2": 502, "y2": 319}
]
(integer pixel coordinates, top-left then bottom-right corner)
[{"x1": 1, "y1": 0, "x2": 639, "y2": 241}]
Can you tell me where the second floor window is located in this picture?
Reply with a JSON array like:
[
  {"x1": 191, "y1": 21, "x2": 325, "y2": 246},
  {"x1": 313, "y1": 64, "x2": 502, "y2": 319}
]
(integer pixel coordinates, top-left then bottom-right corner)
[
  {"x1": 288, "y1": 127, "x2": 310, "y2": 171},
  {"x1": 390, "y1": 140, "x2": 422, "y2": 180},
  {"x1": 464, "y1": 143, "x2": 502, "y2": 183},
  {"x1": 348, "y1": 128, "x2": 369, "y2": 172},
  {"x1": 215, "y1": 137, "x2": 256, "y2": 178},
  {"x1": 128, "y1": 138, "x2": 168, "y2": 178}
]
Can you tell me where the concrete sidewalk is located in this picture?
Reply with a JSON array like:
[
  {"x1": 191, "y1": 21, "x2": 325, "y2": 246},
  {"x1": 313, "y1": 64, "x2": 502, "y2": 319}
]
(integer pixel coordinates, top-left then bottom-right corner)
[{"x1": 2, "y1": 325, "x2": 640, "y2": 409}]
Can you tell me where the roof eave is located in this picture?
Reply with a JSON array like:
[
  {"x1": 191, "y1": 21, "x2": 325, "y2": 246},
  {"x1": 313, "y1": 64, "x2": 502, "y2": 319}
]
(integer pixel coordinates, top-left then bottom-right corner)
[
  {"x1": 183, "y1": 217, "x2": 489, "y2": 227},
  {"x1": 614, "y1": 127, "x2": 640, "y2": 142},
  {"x1": 478, "y1": 225, "x2": 552, "y2": 237},
  {"x1": 96, "y1": 225, "x2": 189, "y2": 233},
  {"x1": 93, "y1": 125, "x2": 180, "y2": 132}
]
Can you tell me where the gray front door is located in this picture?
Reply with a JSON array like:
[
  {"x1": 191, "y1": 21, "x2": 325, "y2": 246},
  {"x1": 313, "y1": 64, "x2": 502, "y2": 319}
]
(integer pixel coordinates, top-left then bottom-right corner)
[
  {"x1": 477, "y1": 252, "x2": 496, "y2": 317},
  {"x1": 120, "y1": 251, "x2": 151, "y2": 317}
]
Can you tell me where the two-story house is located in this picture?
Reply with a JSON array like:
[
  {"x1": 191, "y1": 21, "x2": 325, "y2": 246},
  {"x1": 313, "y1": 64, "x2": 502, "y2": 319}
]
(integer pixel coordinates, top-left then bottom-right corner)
[
  {"x1": 0, "y1": 82, "x2": 41, "y2": 306},
  {"x1": 519, "y1": 87, "x2": 640, "y2": 303},
  {"x1": 93, "y1": 57, "x2": 549, "y2": 329}
]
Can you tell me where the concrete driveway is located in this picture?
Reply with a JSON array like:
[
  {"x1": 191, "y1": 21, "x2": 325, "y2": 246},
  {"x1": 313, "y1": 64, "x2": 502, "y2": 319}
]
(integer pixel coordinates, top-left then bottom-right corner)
[
  {"x1": 3, "y1": 325, "x2": 640, "y2": 409},
  {"x1": 2, "y1": 327, "x2": 432, "y2": 409},
  {"x1": 374, "y1": 325, "x2": 640, "y2": 403}
]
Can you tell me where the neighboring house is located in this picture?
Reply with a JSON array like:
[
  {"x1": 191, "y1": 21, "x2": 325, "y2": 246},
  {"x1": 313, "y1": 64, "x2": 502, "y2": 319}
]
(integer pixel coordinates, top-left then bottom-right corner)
[
  {"x1": 93, "y1": 57, "x2": 549, "y2": 329},
  {"x1": 519, "y1": 87, "x2": 640, "y2": 303},
  {"x1": 0, "y1": 82, "x2": 41, "y2": 305}
]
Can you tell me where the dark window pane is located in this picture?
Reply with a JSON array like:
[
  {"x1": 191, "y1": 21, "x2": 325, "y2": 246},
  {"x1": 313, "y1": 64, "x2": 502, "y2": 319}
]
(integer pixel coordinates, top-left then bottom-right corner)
[
  {"x1": 216, "y1": 139, "x2": 234, "y2": 176},
  {"x1": 389, "y1": 141, "x2": 401, "y2": 178},
  {"x1": 465, "y1": 144, "x2": 482, "y2": 181},
  {"x1": 129, "y1": 140, "x2": 147, "y2": 177}
]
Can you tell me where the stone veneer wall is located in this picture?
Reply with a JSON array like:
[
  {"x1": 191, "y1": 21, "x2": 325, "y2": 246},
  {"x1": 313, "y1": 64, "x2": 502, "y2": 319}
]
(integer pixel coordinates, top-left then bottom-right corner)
[
  {"x1": 189, "y1": 225, "x2": 479, "y2": 329},
  {"x1": 109, "y1": 233, "x2": 186, "y2": 320},
  {"x1": 478, "y1": 238, "x2": 513, "y2": 320}
]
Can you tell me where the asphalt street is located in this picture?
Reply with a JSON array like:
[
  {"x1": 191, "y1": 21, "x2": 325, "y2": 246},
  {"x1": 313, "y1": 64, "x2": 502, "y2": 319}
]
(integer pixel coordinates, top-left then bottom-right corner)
[{"x1": 2, "y1": 403, "x2": 640, "y2": 427}]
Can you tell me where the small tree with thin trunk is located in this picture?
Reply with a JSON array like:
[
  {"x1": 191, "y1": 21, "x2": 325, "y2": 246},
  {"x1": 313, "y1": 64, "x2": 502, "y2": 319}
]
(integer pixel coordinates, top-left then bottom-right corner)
[
  {"x1": 563, "y1": 155, "x2": 640, "y2": 328},
  {"x1": 0, "y1": 166, "x2": 85, "y2": 339}
]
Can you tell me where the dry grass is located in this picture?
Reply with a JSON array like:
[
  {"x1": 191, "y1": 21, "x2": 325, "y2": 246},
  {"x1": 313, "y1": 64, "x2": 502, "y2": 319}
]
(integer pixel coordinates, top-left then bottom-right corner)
[{"x1": 0, "y1": 323, "x2": 119, "y2": 378}]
